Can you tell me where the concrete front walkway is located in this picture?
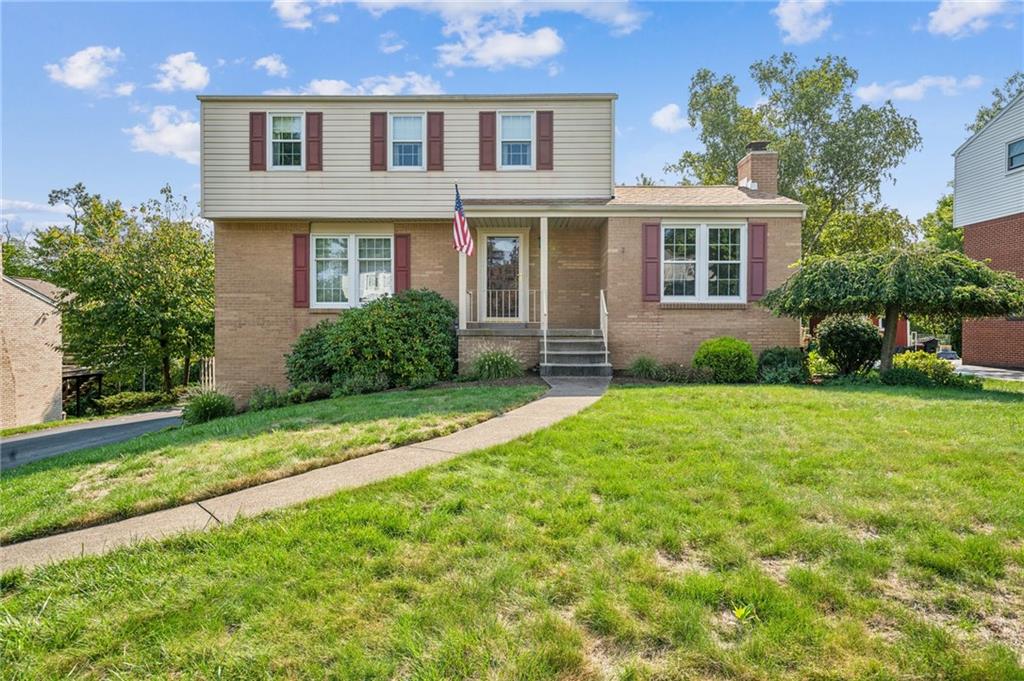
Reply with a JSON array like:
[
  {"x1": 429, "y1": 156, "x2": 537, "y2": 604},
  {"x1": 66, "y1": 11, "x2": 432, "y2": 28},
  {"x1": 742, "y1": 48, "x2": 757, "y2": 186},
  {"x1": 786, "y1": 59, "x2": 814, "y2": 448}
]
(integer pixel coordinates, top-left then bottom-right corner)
[{"x1": 0, "y1": 379, "x2": 606, "y2": 572}]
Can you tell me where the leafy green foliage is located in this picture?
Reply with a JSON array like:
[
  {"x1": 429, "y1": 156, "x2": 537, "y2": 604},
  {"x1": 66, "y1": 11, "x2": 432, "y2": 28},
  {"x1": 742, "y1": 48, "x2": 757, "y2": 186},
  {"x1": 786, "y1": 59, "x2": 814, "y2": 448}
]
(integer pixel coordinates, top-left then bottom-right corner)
[
  {"x1": 692, "y1": 337, "x2": 757, "y2": 383},
  {"x1": 285, "y1": 382, "x2": 333, "y2": 405},
  {"x1": 880, "y1": 366, "x2": 935, "y2": 388},
  {"x1": 95, "y1": 390, "x2": 178, "y2": 415},
  {"x1": 627, "y1": 355, "x2": 661, "y2": 380},
  {"x1": 1, "y1": 225, "x2": 44, "y2": 278},
  {"x1": 815, "y1": 315, "x2": 880, "y2": 375},
  {"x1": 666, "y1": 53, "x2": 922, "y2": 255},
  {"x1": 182, "y1": 391, "x2": 235, "y2": 426},
  {"x1": 285, "y1": 320, "x2": 336, "y2": 386},
  {"x1": 918, "y1": 194, "x2": 961, "y2": 253},
  {"x1": 757, "y1": 346, "x2": 809, "y2": 384},
  {"x1": 891, "y1": 351, "x2": 982, "y2": 390},
  {"x1": 333, "y1": 372, "x2": 390, "y2": 397},
  {"x1": 815, "y1": 204, "x2": 917, "y2": 257},
  {"x1": 471, "y1": 351, "x2": 524, "y2": 381},
  {"x1": 657, "y1": 363, "x2": 714, "y2": 384},
  {"x1": 248, "y1": 385, "x2": 288, "y2": 412},
  {"x1": 806, "y1": 349, "x2": 837, "y2": 377},
  {"x1": 968, "y1": 71, "x2": 1024, "y2": 133}
]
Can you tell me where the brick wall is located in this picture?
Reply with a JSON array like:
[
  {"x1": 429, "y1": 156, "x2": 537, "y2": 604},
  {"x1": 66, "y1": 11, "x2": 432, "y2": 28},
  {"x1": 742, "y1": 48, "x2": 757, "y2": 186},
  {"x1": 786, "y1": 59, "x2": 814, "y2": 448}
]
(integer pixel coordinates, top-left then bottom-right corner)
[
  {"x1": 962, "y1": 211, "x2": 1024, "y2": 369},
  {"x1": 549, "y1": 222, "x2": 601, "y2": 328},
  {"x1": 1, "y1": 280, "x2": 63, "y2": 428},
  {"x1": 457, "y1": 334, "x2": 540, "y2": 374},
  {"x1": 736, "y1": 151, "x2": 779, "y2": 195},
  {"x1": 603, "y1": 216, "x2": 801, "y2": 367}
]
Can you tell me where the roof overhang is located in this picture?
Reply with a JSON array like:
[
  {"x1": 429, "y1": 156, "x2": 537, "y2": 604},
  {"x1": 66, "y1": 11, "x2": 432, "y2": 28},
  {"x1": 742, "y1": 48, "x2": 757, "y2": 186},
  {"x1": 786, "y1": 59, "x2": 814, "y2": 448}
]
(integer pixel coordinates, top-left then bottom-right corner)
[
  {"x1": 2, "y1": 275, "x2": 58, "y2": 308},
  {"x1": 198, "y1": 93, "x2": 618, "y2": 104}
]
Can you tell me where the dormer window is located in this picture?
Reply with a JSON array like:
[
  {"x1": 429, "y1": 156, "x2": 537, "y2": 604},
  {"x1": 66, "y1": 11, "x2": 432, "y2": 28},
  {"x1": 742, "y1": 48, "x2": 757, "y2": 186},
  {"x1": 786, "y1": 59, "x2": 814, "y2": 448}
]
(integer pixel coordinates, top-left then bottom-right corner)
[
  {"x1": 389, "y1": 113, "x2": 425, "y2": 170},
  {"x1": 269, "y1": 113, "x2": 303, "y2": 169}
]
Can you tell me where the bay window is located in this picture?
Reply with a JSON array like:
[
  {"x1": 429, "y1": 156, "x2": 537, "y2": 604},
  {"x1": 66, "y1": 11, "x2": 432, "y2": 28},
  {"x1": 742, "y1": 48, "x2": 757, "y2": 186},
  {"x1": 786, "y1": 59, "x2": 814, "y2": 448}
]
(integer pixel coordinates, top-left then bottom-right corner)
[
  {"x1": 311, "y1": 235, "x2": 393, "y2": 308},
  {"x1": 661, "y1": 223, "x2": 746, "y2": 303}
]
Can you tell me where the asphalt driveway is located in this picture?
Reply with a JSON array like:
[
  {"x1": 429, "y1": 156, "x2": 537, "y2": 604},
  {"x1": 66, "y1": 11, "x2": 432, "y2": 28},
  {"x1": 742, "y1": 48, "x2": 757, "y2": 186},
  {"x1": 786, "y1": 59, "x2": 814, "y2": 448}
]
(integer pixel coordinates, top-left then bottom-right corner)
[{"x1": 1, "y1": 409, "x2": 182, "y2": 470}]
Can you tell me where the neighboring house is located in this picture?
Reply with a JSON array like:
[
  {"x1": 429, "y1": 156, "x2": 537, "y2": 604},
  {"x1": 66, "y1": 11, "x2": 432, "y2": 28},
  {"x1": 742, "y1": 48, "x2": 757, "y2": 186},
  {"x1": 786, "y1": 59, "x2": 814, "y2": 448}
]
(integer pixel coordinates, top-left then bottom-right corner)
[
  {"x1": 953, "y1": 91, "x2": 1024, "y2": 369},
  {"x1": 1, "y1": 275, "x2": 63, "y2": 428},
  {"x1": 199, "y1": 93, "x2": 804, "y2": 401}
]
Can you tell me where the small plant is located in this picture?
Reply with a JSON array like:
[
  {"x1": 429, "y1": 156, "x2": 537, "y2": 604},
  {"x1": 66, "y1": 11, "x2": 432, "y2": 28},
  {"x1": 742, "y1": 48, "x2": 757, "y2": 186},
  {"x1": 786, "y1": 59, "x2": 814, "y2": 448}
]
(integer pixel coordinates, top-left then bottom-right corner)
[
  {"x1": 333, "y1": 371, "x2": 390, "y2": 397},
  {"x1": 815, "y1": 315, "x2": 881, "y2": 375},
  {"x1": 248, "y1": 385, "x2": 287, "y2": 411},
  {"x1": 659, "y1": 363, "x2": 714, "y2": 384},
  {"x1": 628, "y1": 355, "x2": 661, "y2": 380},
  {"x1": 807, "y1": 349, "x2": 837, "y2": 377},
  {"x1": 892, "y1": 351, "x2": 954, "y2": 384},
  {"x1": 471, "y1": 350, "x2": 524, "y2": 381},
  {"x1": 286, "y1": 382, "x2": 333, "y2": 404},
  {"x1": 182, "y1": 390, "x2": 235, "y2": 425},
  {"x1": 731, "y1": 603, "x2": 759, "y2": 625},
  {"x1": 693, "y1": 337, "x2": 757, "y2": 383},
  {"x1": 880, "y1": 367, "x2": 934, "y2": 387},
  {"x1": 757, "y1": 346, "x2": 809, "y2": 384},
  {"x1": 883, "y1": 353, "x2": 983, "y2": 391}
]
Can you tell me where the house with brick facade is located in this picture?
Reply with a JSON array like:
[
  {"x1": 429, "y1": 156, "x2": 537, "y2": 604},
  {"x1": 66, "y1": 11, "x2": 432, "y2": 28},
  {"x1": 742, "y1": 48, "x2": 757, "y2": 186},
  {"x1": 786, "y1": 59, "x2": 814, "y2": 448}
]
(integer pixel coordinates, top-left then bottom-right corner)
[
  {"x1": 199, "y1": 93, "x2": 804, "y2": 402},
  {"x1": 954, "y1": 91, "x2": 1024, "y2": 369},
  {"x1": 1, "y1": 275, "x2": 63, "y2": 428}
]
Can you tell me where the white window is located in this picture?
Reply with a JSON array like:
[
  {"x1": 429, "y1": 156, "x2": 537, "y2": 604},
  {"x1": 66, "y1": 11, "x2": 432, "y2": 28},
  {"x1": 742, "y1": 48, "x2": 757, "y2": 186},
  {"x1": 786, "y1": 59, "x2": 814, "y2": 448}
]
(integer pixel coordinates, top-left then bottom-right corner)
[
  {"x1": 311, "y1": 235, "x2": 394, "y2": 308},
  {"x1": 661, "y1": 223, "x2": 746, "y2": 303},
  {"x1": 388, "y1": 113, "x2": 425, "y2": 170},
  {"x1": 269, "y1": 113, "x2": 303, "y2": 170},
  {"x1": 1008, "y1": 138, "x2": 1024, "y2": 172},
  {"x1": 498, "y1": 112, "x2": 534, "y2": 170}
]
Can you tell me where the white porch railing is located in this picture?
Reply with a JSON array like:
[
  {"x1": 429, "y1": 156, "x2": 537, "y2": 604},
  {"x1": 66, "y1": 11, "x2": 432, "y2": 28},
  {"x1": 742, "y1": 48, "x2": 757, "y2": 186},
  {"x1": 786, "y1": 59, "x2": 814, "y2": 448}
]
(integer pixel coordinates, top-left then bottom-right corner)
[
  {"x1": 599, "y1": 289, "x2": 609, "y2": 363},
  {"x1": 466, "y1": 289, "x2": 539, "y2": 323}
]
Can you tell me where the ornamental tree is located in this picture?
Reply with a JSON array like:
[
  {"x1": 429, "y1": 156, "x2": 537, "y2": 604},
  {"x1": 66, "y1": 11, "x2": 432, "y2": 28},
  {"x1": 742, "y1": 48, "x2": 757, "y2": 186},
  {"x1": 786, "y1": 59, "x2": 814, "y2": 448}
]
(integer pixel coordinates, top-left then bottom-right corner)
[{"x1": 761, "y1": 247, "x2": 1024, "y2": 370}]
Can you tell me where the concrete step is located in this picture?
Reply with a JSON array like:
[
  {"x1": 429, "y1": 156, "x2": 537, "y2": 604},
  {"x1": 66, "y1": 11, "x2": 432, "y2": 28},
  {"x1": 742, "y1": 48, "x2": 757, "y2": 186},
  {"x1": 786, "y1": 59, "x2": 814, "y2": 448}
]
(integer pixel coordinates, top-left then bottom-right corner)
[
  {"x1": 544, "y1": 328, "x2": 603, "y2": 337},
  {"x1": 542, "y1": 350, "x2": 609, "y2": 364},
  {"x1": 545, "y1": 339, "x2": 606, "y2": 352},
  {"x1": 540, "y1": 363, "x2": 613, "y2": 377}
]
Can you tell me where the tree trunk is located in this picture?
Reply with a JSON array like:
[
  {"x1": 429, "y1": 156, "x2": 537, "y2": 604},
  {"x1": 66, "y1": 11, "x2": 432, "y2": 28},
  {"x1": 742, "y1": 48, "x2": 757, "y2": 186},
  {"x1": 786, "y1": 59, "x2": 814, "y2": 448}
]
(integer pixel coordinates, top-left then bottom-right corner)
[
  {"x1": 161, "y1": 354, "x2": 172, "y2": 393},
  {"x1": 879, "y1": 305, "x2": 901, "y2": 371},
  {"x1": 182, "y1": 346, "x2": 192, "y2": 387}
]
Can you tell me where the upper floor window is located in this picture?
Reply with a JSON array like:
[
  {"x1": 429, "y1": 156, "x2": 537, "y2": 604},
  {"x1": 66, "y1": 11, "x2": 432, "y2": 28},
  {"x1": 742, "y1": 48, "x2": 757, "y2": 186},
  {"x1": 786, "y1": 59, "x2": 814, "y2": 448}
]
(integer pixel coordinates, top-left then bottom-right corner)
[
  {"x1": 312, "y1": 235, "x2": 394, "y2": 308},
  {"x1": 1009, "y1": 138, "x2": 1024, "y2": 172},
  {"x1": 270, "y1": 113, "x2": 303, "y2": 169},
  {"x1": 499, "y1": 112, "x2": 534, "y2": 170},
  {"x1": 389, "y1": 113, "x2": 425, "y2": 170},
  {"x1": 662, "y1": 223, "x2": 746, "y2": 303}
]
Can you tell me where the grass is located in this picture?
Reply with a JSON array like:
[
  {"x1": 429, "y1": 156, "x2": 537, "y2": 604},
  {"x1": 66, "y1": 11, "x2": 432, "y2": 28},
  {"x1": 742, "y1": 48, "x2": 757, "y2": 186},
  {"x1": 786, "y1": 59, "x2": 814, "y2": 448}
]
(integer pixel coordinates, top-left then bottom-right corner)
[
  {"x1": 0, "y1": 384, "x2": 544, "y2": 544},
  {"x1": 2, "y1": 414, "x2": 108, "y2": 438},
  {"x1": 2, "y1": 382, "x2": 1023, "y2": 678}
]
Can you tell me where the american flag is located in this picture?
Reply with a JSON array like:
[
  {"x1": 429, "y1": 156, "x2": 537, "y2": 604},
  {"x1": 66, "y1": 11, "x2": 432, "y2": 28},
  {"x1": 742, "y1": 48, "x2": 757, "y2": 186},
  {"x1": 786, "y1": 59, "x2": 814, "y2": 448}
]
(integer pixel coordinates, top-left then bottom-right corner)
[{"x1": 452, "y1": 184, "x2": 473, "y2": 256}]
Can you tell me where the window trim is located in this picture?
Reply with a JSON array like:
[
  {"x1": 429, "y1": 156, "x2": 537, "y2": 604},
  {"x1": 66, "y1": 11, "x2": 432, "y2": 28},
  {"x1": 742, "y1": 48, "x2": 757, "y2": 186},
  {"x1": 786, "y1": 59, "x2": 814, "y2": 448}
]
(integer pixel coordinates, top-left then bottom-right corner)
[
  {"x1": 660, "y1": 222, "x2": 747, "y2": 304},
  {"x1": 387, "y1": 111, "x2": 427, "y2": 171},
  {"x1": 497, "y1": 110, "x2": 535, "y2": 171},
  {"x1": 268, "y1": 111, "x2": 305, "y2": 171},
  {"x1": 1007, "y1": 137, "x2": 1024, "y2": 174},
  {"x1": 309, "y1": 234, "x2": 395, "y2": 309}
]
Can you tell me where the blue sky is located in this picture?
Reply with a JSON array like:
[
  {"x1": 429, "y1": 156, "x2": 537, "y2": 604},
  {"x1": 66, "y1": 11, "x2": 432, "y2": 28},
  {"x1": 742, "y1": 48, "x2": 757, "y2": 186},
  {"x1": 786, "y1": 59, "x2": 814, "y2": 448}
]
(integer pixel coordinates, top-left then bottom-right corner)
[{"x1": 2, "y1": 1, "x2": 1021, "y2": 236}]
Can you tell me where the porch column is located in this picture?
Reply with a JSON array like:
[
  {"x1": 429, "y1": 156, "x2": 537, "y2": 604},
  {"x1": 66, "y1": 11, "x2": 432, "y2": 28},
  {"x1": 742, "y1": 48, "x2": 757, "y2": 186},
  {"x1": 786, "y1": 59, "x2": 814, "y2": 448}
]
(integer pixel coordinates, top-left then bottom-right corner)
[
  {"x1": 458, "y1": 250, "x2": 467, "y2": 330},
  {"x1": 540, "y1": 216, "x2": 549, "y2": 331}
]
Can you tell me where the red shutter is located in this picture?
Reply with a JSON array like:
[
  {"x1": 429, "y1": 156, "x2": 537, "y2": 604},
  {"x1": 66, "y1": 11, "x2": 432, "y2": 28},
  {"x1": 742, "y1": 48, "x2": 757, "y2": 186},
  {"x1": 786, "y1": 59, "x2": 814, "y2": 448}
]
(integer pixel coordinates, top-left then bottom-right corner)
[
  {"x1": 748, "y1": 222, "x2": 768, "y2": 301},
  {"x1": 537, "y1": 110, "x2": 553, "y2": 170},
  {"x1": 293, "y1": 234, "x2": 309, "y2": 308},
  {"x1": 249, "y1": 112, "x2": 266, "y2": 171},
  {"x1": 370, "y1": 112, "x2": 387, "y2": 171},
  {"x1": 642, "y1": 222, "x2": 662, "y2": 302},
  {"x1": 394, "y1": 233, "x2": 411, "y2": 293},
  {"x1": 306, "y1": 112, "x2": 322, "y2": 171},
  {"x1": 479, "y1": 111, "x2": 496, "y2": 171},
  {"x1": 427, "y1": 112, "x2": 444, "y2": 171}
]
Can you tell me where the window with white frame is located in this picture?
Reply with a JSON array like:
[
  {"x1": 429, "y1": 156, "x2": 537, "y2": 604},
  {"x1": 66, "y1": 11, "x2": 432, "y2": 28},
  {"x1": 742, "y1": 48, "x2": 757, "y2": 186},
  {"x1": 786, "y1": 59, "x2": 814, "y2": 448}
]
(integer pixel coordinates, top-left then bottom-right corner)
[
  {"x1": 389, "y1": 113, "x2": 425, "y2": 170},
  {"x1": 1009, "y1": 138, "x2": 1024, "y2": 172},
  {"x1": 661, "y1": 223, "x2": 746, "y2": 303},
  {"x1": 499, "y1": 112, "x2": 533, "y2": 169},
  {"x1": 312, "y1": 235, "x2": 393, "y2": 307},
  {"x1": 270, "y1": 113, "x2": 303, "y2": 169}
]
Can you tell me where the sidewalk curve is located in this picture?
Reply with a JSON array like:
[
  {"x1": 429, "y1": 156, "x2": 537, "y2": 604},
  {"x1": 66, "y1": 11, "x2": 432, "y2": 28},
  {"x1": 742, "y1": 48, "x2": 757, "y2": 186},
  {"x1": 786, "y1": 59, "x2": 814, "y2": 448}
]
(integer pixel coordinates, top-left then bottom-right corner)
[{"x1": 1, "y1": 379, "x2": 606, "y2": 572}]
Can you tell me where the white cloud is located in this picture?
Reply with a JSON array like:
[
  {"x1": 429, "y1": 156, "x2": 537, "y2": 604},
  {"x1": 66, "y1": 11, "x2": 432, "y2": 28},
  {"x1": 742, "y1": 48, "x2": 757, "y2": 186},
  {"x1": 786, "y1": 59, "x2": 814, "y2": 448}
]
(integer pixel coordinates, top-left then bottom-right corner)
[
  {"x1": 650, "y1": 103, "x2": 687, "y2": 133},
  {"x1": 114, "y1": 82, "x2": 136, "y2": 97},
  {"x1": 152, "y1": 52, "x2": 210, "y2": 91},
  {"x1": 123, "y1": 106, "x2": 200, "y2": 165},
  {"x1": 927, "y1": 0, "x2": 1012, "y2": 37},
  {"x1": 547, "y1": 62, "x2": 562, "y2": 77},
  {"x1": 772, "y1": 0, "x2": 832, "y2": 44},
  {"x1": 265, "y1": 71, "x2": 444, "y2": 96},
  {"x1": 379, "y1": 31, "x2": 406, "y2": 54},
  {"x1": 44, "y1": 45, "x2": 124, "y2": 91},
  {"x1": 272, "y1": 0, "x2": 314, "y2": 29},
  {"x1": 856, "y1": 74, "x2": 984, "y2": 102},
  {"x1": 254, "y1": 54, "x2": 289, "y2": 77},
  {"x1": 438, "y1": 27, "x2": 564, "y2": 69},
  {"x1": 0, "y1": 198, "x2": 69, "y2": 214}
]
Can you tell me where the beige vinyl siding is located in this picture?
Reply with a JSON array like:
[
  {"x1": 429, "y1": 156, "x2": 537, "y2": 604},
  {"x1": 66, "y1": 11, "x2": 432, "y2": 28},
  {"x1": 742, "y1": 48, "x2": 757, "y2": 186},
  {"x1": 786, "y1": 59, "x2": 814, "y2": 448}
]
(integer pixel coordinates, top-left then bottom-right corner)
[
  {"x1": 200, "y1": 97, "x2": 614, "y2": 219},
  {"x1": 953, "y1": 95, "x2": 1024, "y2": 227}
]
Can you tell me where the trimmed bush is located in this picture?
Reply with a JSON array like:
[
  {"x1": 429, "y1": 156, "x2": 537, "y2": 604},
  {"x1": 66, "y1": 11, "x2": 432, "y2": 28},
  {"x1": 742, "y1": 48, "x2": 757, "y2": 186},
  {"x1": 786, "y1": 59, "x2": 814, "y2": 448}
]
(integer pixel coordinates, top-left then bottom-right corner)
[
  {"x1": 816, "y1": 315, "x2": 881, "y2": 375},
  {"x1": 758, "y1": 346, "x2": 809, "y2": 384},
  {"x1": 807, "y1": 349, "x2": 837, "y2": 377},
  {"x1": 888, "y1": 351, "x2": 982, "y2": 391},
  {"x1": 471, "y1": 350, "x2": 524, "y2": 381},
  {"x1": 286, "y1": 382, "x2": 333, "y2": 404},
  {"x1": 659, "y1": 363, "x2": 714, "y2": 384},
  {"x1": 692, "y1": 337, "x2": 757, "y2": 383},
  {"x1": 333, "y1": 371, "x2": 390, "y2": 397},
  {"x1": 249, "y1": 385, "x2": 287, "y2": 411},
  {"x1": 628, "y1": 356, "x2": 661, "y2": 380},
  {"x1": 880, "y1": 367, "x2": 934, "y2": 387},
  {"x1": 182, "y1": 391, "x2": 235, "y2": 425},
  {"x1": 285, "y1": 319, "x2": 336, "y2": 386},
  {"x1": 95, "y1": 390, "x2": 176, "y2": 414}
]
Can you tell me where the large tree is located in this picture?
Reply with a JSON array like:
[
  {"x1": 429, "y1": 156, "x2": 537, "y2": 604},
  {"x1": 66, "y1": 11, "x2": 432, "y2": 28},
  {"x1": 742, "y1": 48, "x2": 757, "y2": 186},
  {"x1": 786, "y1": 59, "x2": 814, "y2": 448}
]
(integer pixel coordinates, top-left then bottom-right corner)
[
  {"x1": 762, "y1": 246, "x2": 1024, "y2": 370},
  {"x1": 666, "y1": 53, "x2": 922, "y2": 256},
  {"x1": 918, "y1": 193, "x2": 961, "y2": 253},
  {"x1": 968, "y1": 71, "x2": 1024, "y2": 133}
]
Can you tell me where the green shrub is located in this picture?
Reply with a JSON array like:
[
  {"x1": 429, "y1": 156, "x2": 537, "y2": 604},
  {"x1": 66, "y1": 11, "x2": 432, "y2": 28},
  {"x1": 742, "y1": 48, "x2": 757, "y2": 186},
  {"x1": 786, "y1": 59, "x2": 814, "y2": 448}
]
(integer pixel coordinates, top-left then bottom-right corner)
[
  {"x1": 408, "y1": 367, "x2": 440, "y2": 390},
  {"x1": 659, "y1": 363, "x2": 714, "y2": 384},
  {"x1": 628, "y1": 355, "x2": 661, "y2": 380},
  {"x1": 325, "y1": 290, "x2": 458, "y2": 390},
  {"x1": 825, "y1": 371, "x2": 882, "y2": 386},
  {"x1": 946, "y1": 373, "x2": 984, "y2": 391},
  {"x1": 182, "y1": 391, "x2": 235, "y2": 425},
  {"x1": 249, "y1": 385, "x2": 287, "y2": 411},
  {"x1": 892, "y1": 351, "x2": 954, "y2": 384},
  {"x1": 471, "y1": 350, "x2": 524, "y2": 380},
  {"x1": 286, "y1": 382, "x2": 333, "y2": 404},
  {"x1": 880, "y1": 366, "x2": 935, "y2": 387},
  {"x1": 816, "y1": 315, "x2": 881, "y2": 375},
  {"x1": 692, "y1": 337, "x2": 757, "y2": 383},
  {"x1": 285, "y1": 319, "x2": 336, "y2": 386},
  {"x1": 807, "y1": 349, "x2": 837, "y2": 377},
  {"x1": 333, "y1": 371, "x2": 390, "y2": 397},
  {"x1": 757, "y1": 346, "x2": 809, "y2": 384},
  {"x1": 95, "y1": 390, "x2": 176, "y2": 414}
]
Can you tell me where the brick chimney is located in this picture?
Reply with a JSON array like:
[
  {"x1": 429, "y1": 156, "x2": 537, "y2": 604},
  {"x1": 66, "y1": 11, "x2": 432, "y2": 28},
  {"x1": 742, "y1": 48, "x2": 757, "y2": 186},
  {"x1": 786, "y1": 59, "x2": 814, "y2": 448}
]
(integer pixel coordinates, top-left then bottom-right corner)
[{"x1": 737, "y1": 141, "x2": 778, "y2": 194}]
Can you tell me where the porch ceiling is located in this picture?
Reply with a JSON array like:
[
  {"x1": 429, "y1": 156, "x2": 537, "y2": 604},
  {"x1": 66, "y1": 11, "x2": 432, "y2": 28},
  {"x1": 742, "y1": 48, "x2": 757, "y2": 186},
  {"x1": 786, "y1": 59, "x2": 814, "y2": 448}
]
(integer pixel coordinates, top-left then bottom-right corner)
[{"x1": 470, "y1": 216, "x2": 606, "y2": 230}]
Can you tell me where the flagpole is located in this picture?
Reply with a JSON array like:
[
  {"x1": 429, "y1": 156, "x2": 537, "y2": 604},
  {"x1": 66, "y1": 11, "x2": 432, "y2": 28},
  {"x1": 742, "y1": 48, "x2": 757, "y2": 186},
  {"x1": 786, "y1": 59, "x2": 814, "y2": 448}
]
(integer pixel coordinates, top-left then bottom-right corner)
[{"x1": 456, "y1": 182, "x2": 468, "y2": 331}]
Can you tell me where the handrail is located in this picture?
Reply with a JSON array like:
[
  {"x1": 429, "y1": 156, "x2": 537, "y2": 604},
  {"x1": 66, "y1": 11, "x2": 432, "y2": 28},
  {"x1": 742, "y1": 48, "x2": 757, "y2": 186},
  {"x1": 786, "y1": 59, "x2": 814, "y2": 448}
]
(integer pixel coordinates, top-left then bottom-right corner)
[{"x1": 599, "y1": 289, "x2": 609, "y2": 364}]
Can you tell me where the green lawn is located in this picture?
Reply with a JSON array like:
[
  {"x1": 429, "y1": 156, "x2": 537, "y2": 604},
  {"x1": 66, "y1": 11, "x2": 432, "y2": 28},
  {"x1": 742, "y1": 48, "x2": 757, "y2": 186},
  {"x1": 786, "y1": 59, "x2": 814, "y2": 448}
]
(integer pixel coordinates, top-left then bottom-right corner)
[
  {"x1": 2, "y1": 383, "x2": 1023, "y2": 679},
  {"x1": 0, "y1": 384, "x2": 544, "y2": 544}
]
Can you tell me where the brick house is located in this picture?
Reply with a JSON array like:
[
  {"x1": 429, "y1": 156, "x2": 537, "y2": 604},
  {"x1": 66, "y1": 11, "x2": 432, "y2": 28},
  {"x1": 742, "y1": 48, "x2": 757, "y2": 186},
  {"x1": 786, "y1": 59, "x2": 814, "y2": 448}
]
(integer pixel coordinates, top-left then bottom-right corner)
[
  {"x1": 199, "y1": 93, "x2": 804, "y2": 401},
  {"x1": 953, "y1": 91, "x2": 1024, "y2": 369},
  {"x1": 1, "y1": 275, "x2": 63, "y2": 428}
]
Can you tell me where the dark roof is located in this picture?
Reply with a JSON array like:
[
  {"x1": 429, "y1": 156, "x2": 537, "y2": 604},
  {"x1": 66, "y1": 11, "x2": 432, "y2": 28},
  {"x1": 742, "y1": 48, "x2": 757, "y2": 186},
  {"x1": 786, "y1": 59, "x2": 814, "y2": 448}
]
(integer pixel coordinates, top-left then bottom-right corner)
[{"x1": 10, "y1": 277, "x2": 61, "y2": 302}]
